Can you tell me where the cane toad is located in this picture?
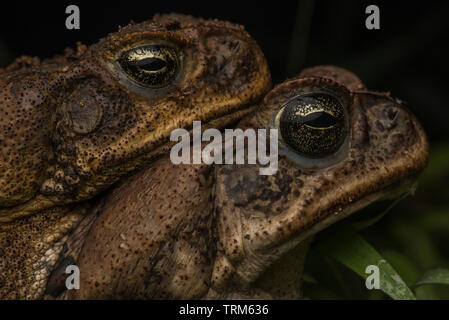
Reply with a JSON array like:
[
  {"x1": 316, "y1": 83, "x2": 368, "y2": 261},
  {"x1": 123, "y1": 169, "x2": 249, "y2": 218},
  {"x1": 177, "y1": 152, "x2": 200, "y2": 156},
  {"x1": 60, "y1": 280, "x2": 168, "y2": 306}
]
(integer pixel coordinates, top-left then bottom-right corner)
[
  {"x1": 0, "y1": 14, "x2": 270, "y2": 299},
  {"x1": 66, "y1": 66, "x2": 428, "y2": 299}
]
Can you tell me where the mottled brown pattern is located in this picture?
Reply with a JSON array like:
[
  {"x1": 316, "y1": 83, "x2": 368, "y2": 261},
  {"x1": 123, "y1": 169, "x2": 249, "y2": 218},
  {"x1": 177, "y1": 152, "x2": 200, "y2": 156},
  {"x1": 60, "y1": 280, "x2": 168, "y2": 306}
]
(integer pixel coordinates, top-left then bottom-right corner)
[
  {"x1": 67, "y1": 66, "x2": 428, "y2": 299},
  {"x1": 212, "y1": 66, "x2": 428, "y2": 298},
  {"x1": 68, "y1": 161, "x2": 215, "y2": 299},
  {"x1": 0, "y1": 13, "x2": 270, "y2": 223},
  {"x1": 0, "y1": 205, "x2": 86, "y2": 299},
  {"x1": 0, "y1": 14, "x2": 270, "y2": 299}
]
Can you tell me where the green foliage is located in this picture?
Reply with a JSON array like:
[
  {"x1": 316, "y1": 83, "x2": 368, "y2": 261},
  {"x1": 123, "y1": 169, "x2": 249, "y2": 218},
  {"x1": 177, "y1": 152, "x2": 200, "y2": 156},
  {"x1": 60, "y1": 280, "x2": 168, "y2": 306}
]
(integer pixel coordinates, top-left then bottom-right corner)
[
  {"x1": 303, "y1": 144, "x2": 449, "y2": 300},
  {"x1": 316, "y1": 225, "x2": 416, "y2": 300},
  {"x1": 414, "y1": 269, "x2": 449, "y2": 287}
]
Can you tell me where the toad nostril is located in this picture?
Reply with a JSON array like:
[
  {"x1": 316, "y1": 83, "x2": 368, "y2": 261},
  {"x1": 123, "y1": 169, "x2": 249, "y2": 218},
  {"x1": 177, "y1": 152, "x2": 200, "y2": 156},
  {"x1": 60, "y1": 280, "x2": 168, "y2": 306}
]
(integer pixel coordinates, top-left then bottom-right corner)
[
  {"x1": 387, "y1": 109, "x2": 398, "y2": 121},
  {"x1": 377, "y1": 106, "x2": 399, "y2": 130}
]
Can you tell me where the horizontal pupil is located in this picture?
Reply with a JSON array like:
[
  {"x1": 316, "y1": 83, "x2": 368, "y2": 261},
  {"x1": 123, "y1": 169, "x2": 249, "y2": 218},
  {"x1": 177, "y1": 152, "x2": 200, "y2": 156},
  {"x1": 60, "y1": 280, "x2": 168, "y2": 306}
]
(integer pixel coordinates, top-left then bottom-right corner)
[
  {"x1": 301, "y1": 111, "x2": 337, "y2": 128},
  {"x1": 134, "y1": 57, "x2": 166, "y2": 71}
]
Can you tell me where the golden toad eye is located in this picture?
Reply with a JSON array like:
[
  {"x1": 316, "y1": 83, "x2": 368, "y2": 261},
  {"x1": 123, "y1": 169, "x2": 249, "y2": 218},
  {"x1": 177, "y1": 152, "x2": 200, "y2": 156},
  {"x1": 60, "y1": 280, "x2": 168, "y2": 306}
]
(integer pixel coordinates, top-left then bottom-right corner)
[
  {"x1": 118, "y1": 45, "x2": 180, "y2": 88},
  {"x1": 276, "y1": 92, "x2": 348, "y2": 159}
]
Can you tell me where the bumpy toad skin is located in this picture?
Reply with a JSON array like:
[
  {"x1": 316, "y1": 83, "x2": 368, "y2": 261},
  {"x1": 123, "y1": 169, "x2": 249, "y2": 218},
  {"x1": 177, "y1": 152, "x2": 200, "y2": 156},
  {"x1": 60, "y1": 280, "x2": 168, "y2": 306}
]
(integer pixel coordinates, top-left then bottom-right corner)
[
  {"x1": 66, "y1": 66, "x2": 428, "y2": 299},
  {"x1": 0, "y1": 14, "x2": 270, "y2": 299},
  {"x1": 0, "y1": 14, "x2": 270, "y2": 222}
]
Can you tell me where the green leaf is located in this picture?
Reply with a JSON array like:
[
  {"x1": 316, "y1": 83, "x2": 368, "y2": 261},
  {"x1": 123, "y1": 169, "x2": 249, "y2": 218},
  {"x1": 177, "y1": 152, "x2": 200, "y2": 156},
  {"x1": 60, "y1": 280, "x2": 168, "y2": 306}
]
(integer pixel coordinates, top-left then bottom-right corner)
[
  {"x1": 413, "y1": 268, "x2": 449, "y2": 287},
  {"x1": 315, "y1": 225, "x2": 416, "y2": 300},
  {"x1": 378, "y1": 250, "x2": 420, "y2": 287}
]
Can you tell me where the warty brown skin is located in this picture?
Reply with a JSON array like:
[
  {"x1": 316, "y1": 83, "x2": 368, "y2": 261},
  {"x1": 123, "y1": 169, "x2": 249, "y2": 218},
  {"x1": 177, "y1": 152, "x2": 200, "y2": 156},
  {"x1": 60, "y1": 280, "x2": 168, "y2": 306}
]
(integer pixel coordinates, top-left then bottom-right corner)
[
  {"x1": 65, "y1": 66, "x2": 428, "y2": 299},
  {"x1": 0, "y1": 14, "x2": 270, "y2": 221},
  {"x1": 0, "y1": 14, "x2": 270, "y2": 299}
]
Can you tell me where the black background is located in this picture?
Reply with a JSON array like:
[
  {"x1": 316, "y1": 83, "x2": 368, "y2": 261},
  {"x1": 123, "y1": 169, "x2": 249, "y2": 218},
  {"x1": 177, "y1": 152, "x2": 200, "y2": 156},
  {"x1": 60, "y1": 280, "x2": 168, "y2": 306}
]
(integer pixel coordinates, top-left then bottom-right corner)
[{"x1": 1, "y1": 0, "x2": 448, "y2": 143}]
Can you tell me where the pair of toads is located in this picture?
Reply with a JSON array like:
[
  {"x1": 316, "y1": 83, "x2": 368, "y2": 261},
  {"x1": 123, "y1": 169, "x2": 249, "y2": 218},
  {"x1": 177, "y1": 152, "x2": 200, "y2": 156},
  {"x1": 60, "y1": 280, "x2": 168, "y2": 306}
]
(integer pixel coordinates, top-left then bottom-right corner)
[{"x1": 0, "y1": 14, "x2": 428, "y2": 299}]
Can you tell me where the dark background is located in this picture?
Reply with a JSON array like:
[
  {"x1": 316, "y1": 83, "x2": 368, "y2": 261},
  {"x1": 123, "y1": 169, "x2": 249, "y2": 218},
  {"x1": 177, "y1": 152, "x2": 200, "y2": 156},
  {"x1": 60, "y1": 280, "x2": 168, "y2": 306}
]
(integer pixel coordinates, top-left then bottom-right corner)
[
  {"x1": 1, "y1": 1, "x2": 448, "y2": 142},
  {"x1": 1, "y1": 0, "x2": 449, "y2": 299}
]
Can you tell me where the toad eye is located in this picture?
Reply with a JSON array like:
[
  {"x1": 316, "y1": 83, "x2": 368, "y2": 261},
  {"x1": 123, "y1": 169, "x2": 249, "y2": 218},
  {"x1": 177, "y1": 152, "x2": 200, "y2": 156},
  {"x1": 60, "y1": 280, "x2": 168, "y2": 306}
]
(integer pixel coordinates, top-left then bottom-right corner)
[
  {"x1": 118, "y1": 45, "x2": 180, "y2": 88},
  {"x1": 273, "y1": 92, "x2": 349, "y2": 168}
]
